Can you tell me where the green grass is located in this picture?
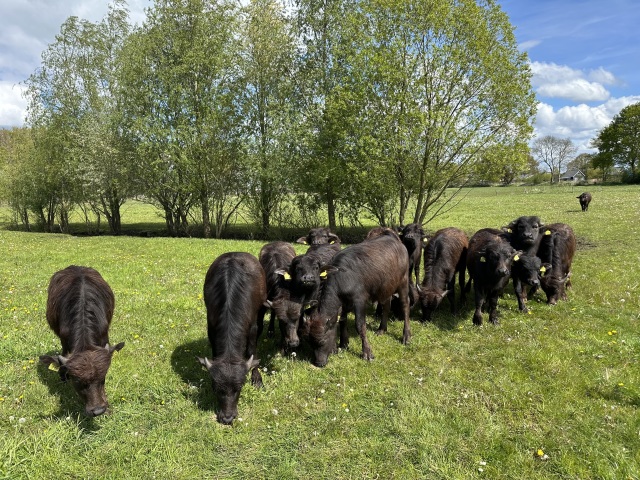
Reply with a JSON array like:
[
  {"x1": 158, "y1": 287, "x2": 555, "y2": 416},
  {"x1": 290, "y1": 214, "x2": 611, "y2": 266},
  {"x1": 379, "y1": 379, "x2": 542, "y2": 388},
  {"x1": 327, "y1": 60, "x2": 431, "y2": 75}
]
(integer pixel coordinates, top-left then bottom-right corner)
[{"x1": 1, "y1": 184, "x2": 639, "y2": 479}]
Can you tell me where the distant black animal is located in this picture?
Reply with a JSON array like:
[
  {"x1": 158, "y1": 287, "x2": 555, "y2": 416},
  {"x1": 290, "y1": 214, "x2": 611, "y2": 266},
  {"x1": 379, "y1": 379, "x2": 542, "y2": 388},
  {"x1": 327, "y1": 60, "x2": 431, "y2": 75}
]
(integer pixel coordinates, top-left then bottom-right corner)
[
  {"x1": 303, "y1": 232, "x2": 411, "y2": 367},
  {"x1": 418, "y1": 227, "x2": 468, "y2": 321},
  {"x1": 577, "y1": 192, "x2": 592, "y2": 211},
  {"x1": 539, "y1": 223, "x2": 576, "y2": 305},
  {"x1": 39, "y1": 266, "x2": 125, "y2": 417},
  {"x1": 197, "y1": 252, "x2": 267, "y2": 425},
  {"x1": 398, "y1": 223, "x2": 427, "y2": 286},
  {"x1": 466, "y1": 229, "x2": 520, "y2": 326},
  {"x1": 259, "y1": 241, "x2": 298, "y2": 349}
]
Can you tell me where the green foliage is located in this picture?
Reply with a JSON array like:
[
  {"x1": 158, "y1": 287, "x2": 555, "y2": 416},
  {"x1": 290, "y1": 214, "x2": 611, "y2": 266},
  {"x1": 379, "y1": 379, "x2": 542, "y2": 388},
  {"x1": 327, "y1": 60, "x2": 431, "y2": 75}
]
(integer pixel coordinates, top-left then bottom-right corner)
[
  {"x1": 1, "y1": 185, "x2": 639, "y2": 478},
  {"x1": 592, "y1": 102, "x2": 640, "y2": 182}
]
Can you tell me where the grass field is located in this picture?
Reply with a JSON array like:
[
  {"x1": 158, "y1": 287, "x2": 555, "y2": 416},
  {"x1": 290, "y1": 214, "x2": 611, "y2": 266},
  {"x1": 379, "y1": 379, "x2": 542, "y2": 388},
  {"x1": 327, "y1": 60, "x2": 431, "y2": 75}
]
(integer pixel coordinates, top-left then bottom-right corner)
[{"x1": 1, "y1": 184, "x2": 638, "y2": 479}]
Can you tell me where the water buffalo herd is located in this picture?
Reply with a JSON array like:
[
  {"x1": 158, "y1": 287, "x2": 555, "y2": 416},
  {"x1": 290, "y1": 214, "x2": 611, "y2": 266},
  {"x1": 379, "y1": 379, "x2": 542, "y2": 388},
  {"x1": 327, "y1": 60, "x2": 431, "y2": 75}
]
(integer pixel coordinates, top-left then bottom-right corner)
[{"x1": 40, "y1": 218, "x2": 577, "y2": 423}]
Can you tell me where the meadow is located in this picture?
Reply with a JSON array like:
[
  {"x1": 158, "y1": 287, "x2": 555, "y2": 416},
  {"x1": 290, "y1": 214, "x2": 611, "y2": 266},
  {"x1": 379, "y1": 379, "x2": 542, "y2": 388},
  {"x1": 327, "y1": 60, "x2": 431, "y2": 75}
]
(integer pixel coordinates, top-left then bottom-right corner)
[{"x1": 0, "y1": 184, "x2": 638, "y2": 479}]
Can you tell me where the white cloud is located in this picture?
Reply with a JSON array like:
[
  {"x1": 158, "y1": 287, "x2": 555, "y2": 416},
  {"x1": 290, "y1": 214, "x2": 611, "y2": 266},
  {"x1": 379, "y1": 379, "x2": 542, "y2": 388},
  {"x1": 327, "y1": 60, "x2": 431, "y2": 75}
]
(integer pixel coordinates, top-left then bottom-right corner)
[
  {"x1": 0, "y1": 81, "x2": 27, "y2": 127},
  {"x1": 534, "y1": 96, "x2": 640, "y2": 151},
  {"x1": 530, "y1": 61, "x2": 617, "y2": 102}
]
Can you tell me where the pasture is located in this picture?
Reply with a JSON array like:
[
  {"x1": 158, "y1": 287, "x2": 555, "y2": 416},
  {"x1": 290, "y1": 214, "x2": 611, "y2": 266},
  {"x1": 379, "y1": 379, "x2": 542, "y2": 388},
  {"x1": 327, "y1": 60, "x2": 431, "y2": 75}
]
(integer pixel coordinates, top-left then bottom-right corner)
[{"x1": 1, "y1": 185, "x2": 638, "y2": 479}]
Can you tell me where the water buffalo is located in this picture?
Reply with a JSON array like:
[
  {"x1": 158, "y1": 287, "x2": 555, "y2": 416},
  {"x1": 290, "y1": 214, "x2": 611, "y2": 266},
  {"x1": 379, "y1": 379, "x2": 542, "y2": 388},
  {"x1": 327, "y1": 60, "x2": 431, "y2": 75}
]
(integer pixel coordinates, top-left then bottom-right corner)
[
  {"x1": 197, "y1": 252, "x2": 267, "y2": 425},
  {"x1": 418, "y1": 227, "x2": 468, "y2": 321},
  {"x1": 577, "y1": 192, "x2": 592, "y2": 211},
  {"x1": 398, "y1": 223, "x2": 427, "y2": 286},
  {"x1": 296, "y1": 227, "x2": 340, "y2": 246},
  {"x1": 259, "y1": 241, "x2": 298, "y2": 347},
  {"x1": 304, "y1": 231, "x2": 410, "y2": 366},
  {"x1": 510, "y1": 253, "x2": 551, "y2": 312},
  {"x1": 466, "y1": 229, "x2": 520, "y2": 326},
  {"x1": 40, "y1": 266, "x2": 125, "y2": 417},
  {"x1": 540, "y1": 223, "x2": 576, "y2": 305}
]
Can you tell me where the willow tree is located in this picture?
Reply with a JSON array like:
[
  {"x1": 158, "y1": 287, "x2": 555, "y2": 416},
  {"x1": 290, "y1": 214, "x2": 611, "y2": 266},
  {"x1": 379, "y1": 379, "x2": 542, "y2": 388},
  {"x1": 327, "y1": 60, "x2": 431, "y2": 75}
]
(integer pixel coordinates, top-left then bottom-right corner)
[
  {"x1": 347, "y1": 0, "x2": 536, "y2": 224},
  {"x1": 119, "y1": 0, "x2": 244, "y2": 237},
  {"x1": 239, "y1": 0, "x2": 297, "y2": 236}
]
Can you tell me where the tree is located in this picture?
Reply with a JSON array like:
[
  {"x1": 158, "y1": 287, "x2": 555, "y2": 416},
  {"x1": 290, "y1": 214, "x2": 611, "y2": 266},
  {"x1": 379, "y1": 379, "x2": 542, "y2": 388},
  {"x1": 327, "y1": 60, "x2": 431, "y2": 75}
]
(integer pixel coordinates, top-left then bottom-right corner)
[
  {"x1": 119, "y1": 0, "x2": 245, "y2": 237},
  {"x1": 531, "y1": 135, "x2": 576, "y2": 184},
  {"x1": 23, "y1": 2, "x2": 134, "y2": 233},
  {"x1": 592, "y1": 102, "x2": 640, "y2": 182},
  {"x1": 0, "y1": 128, "x2": 36, "y2": 229},
  {"x1": 239, "y1": 0, "x2": 297, "y2": 236},
  {"x1": 339, "y1": 0, "x2": 536, "y2": 224}
]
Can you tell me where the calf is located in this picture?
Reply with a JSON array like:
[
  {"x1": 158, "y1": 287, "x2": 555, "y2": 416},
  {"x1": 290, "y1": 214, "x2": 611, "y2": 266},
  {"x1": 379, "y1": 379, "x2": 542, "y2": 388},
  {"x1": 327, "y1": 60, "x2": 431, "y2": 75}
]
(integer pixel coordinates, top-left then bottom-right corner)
[
  {"x1": 303, "y1": 233, "x2": 410, "y2": 367},
  {"x1": 510, "y1": 253, "x2": 551, "y2": 312},
  {"x1": 259, "y1": 241, "x2": 299, "y2": 348},
  {"x1": 540, "y1": 223, "x2": 576, "y2": 305},
  {"x1": 39, "y1": 266, "x2": 124, "y2": 417},
  {"x1": 417, "y1": 227, "x2": 468, "y2": 321},
  {"x1": 577, "y1": 192, "x2": 592, "y2": 211},
  {"x1": 466, "y1": 229, "x2": 520, "y2": 326},
  {"x1": 197, "y1": 252, "x2": 267, "y2": 425},
  {"x1": 398, "y1": 223, "x2": 427, "y2": 286},
  {"x1": 296, "y1": 227, "x2": 340, "y2": 246}
]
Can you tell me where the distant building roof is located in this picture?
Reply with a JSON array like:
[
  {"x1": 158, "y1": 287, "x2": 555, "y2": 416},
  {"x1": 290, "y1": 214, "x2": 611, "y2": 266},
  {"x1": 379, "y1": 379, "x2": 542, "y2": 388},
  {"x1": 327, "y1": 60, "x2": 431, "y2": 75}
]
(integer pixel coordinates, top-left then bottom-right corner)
[{"x1": 560, "y1": 169, "x2": 586, "y2": 180}]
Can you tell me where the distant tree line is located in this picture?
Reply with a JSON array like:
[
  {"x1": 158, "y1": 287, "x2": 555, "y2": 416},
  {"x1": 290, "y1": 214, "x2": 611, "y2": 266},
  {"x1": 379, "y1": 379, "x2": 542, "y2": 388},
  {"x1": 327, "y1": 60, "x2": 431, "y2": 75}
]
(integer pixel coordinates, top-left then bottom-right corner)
[{"x1": 1, "y1": 0, "x2": 536, "y2": 237}]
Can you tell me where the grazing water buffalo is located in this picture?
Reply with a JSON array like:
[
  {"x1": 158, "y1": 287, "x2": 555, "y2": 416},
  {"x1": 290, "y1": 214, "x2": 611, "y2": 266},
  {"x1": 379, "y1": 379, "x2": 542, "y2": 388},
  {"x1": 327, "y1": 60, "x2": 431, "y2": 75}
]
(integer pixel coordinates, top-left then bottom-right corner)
[
  {"x1": 418, "y1": 227, "x2": 468, "y2": 321},
  {"x1": 466, "y1": 229, "x2": 520, "y2": 326},
  {"x1": 540, "y1": 223, "x2": 576, "y2": 305},
  {"x1": 39, "y1": 266, "x2": 124, "y2": 417},
  {"x1": 398, "y1": 223, "x2": 427, "y2": 286},
  {"x1": 259, "y1": 241, "x2": 298, "y2": 346},
  {"x1": 197, "y1": 252, "x2": 267, "y2": 425},
  {"x1": 304, "y1": 231, "x2": 410, "y2": 366},
  {"x1": 577, "y1": 192, "x2": 592, "y2": 211}
]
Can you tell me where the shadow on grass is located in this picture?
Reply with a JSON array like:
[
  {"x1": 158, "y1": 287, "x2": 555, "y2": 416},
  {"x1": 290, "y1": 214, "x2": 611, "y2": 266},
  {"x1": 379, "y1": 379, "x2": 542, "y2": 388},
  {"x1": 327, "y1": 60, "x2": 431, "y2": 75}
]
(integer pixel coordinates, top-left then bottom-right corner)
[
  {"x1": 35, "y1": 356, "x2": 102, "y2": 433},
  {"x1": 586, "y1": 384, "x2": 640, "y2": 408},
  {"x1": 170, "y1": 338, "x2": 215, "y2": 411}
]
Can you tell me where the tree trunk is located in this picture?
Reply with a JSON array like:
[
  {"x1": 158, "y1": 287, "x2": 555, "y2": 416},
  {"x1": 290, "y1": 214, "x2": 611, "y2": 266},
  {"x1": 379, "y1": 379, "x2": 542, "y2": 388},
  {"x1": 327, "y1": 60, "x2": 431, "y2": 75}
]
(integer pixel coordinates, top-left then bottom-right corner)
[{"x1": 326, "y1": 187, "x2": 336, "y2": 231}]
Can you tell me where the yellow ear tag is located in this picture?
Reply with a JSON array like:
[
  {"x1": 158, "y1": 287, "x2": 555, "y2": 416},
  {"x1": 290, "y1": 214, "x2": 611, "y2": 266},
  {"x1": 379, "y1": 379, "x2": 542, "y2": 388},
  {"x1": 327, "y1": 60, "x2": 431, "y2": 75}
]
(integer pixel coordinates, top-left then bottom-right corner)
[
  {"x1": 304, "y1": 304, "x2": 312, "y2": 310},
  {"x1": 319, "y1": 271, "x2": 328, "y2": 278},
  {"x1": 507, "y1": 228, "x2": 512, "y2": 233},
  {"x1": 480, "y1": 256, "x2": 486, "y2": 263},
  {"x1": 48, "y1": 363, "x2": 59, "y2": 372},
  {"x1": 545, "y1": 230, "x2": 551, "y2": 235},
  {"x1": 283, "y1": 272, "x2": 291, "y2": 280},
  {"x1": 514, "y1": 255, "x2": 520, "y2": 262},
  {"x1": 540, "y1": 266, "x2": 546, "y2": 273}
]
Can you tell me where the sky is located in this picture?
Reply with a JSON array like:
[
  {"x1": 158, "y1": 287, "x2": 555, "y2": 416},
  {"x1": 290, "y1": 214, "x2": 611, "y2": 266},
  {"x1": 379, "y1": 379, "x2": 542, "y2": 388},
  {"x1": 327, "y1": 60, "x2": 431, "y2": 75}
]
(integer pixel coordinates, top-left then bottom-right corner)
[{"x1": 1, "y1": 0, "x2": 639, "y2": 153}]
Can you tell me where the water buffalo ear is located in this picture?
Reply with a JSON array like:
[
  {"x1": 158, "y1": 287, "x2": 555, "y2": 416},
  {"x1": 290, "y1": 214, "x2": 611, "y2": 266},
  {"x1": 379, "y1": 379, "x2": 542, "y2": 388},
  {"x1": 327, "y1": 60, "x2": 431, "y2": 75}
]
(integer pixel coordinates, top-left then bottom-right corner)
[
  {"x1": 328, "y1": 233, "x2": 340, "y2": 244},
  {"x1": 296, "y1": 236, "x2": 308, "y2": 245},
  {"x1": 196, "y1": 356, "x2": 213, "y2": 370},
  {"x1": 319, "y1": 265, "x2": 339, "y2": 279},
  {"x1": 540, "y1": 263, "x2": 552, "y2": 275},
  {"x1": 275, "y1": 268, "x2": 291, "y2": 280},
  {"x1": 107, "y1": 342, "x2": 125, "y2": 353},
  {"x1": 40, "y1": 354, "x2": 68, "y2": 367},
  {"x1": 246, "y1": 355, "x2": 260, "y2": 370}
]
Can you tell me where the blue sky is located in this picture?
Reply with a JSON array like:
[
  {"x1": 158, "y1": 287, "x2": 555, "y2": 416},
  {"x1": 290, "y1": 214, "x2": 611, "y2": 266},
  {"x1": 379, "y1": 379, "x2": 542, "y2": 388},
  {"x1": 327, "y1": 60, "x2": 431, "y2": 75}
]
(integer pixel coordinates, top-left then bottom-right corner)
[{"x1": 1, "y1": 0, "x2": 639, "y2": 152}]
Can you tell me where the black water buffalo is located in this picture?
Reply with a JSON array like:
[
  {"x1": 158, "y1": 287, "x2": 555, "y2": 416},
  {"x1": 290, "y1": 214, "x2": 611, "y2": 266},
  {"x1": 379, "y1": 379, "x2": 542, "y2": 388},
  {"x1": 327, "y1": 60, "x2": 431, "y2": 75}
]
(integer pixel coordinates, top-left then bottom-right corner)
[
  {"x1": 304, "y1": 231, "x2": 410, "y2": 366},
  {"x1": 510, "y1": 253, "x2": 551, "y2": 312},
  {"x1": 259, "y1": 241, "x2": 299, "y2": 348},
  {"x1": 39, "y1": 266, "x2": 125, "y2": 417},
  {"x1": 504, "y1": 215, "x2": 545, "y2": 255},
  {"x1": 296, "y1": 227, "x2": 340, "y2": 246},
  {"x1": 540, "y1": 223, "x2": 576, "y2": 305},
  {"x1": 398, "y1": 223, "x2": 427, "y2": 286},
  {"x1": 577, "y1": 192, "x2": 592, "y2": 211},
  {"x1": 197, "y1": 252, "x2": 267, "y2": 425},
  {"x1": 418, "y1": 227, "x2": 468, "y2": 321},
  {"x1": 466, "y1": 229, "x2": 520, "y2": 326}
]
